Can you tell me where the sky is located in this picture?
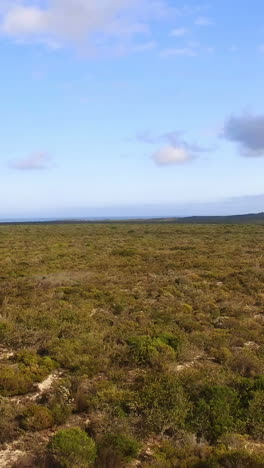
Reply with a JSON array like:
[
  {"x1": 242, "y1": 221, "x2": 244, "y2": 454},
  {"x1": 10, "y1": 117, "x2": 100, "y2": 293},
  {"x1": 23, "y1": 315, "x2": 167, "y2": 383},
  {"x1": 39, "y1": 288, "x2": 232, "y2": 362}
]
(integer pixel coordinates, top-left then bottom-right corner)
[{"x1": 1, "y1": 0, "x2": 264, "y2": 219}]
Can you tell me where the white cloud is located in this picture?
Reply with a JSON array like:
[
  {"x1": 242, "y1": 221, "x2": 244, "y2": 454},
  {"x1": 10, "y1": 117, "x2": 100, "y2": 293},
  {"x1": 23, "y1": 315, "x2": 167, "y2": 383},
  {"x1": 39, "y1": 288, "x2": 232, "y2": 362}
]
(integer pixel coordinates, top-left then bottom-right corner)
[
  {"x1": 195, "y1": 16, "x2": 214, "y2": 26},
  {"x1": 137, "y1": 128, "x2": 210, "y2": 165},
  {"x1": 0, "y1": 0, "x2": 176, "y2": 54},
  {"x1": 170, "y1": 27, "x2": 187, "y2": 37},
  {"x1": 9, "y1": 152, "x2": 52, "y2": 170},
  {"x1": 152, "y1": 145, "x2": 192, "y2": 165},
  {"x1": 161, "y1": 46, "x2": 197, "y2": 57},
  {"x1": 3, "y1": 6, "x2": 46, "y2": 35}
]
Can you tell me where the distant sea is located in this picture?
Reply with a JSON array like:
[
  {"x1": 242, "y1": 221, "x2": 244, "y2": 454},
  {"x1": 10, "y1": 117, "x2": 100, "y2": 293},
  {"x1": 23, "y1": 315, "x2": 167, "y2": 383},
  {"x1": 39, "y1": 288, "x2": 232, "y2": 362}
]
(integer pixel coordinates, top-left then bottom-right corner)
[{"x1": 0, "y1": 216, "x2": 160, "y2": 223}]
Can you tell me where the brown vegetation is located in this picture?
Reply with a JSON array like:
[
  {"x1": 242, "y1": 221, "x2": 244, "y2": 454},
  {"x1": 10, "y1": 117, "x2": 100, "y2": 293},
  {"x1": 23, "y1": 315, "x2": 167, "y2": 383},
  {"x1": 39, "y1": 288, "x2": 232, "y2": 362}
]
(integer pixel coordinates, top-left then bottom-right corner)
[{"x1": 0, "y1": 223, "x2": 264, "y2": 466}]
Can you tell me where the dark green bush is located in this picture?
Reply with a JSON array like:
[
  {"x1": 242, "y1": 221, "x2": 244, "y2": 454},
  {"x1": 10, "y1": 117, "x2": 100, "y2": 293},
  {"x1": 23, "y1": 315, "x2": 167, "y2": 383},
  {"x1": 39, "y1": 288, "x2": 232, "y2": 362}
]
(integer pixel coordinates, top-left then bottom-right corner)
[
  {"x1": 48, "y1": 428, "x2": 96, "y2": 468},
  {"x1": 98, "y1": 432, "x2": 140, "y2": 464},
  {"x1": 50, "y1": 402, "x2": 71, "y2": 425},
  {"x1": 248, "y1": 390, "x2": 264, "y2": 439},
  {"x1": 190, "y1": 385, "x2": 240, "y2": 442}
]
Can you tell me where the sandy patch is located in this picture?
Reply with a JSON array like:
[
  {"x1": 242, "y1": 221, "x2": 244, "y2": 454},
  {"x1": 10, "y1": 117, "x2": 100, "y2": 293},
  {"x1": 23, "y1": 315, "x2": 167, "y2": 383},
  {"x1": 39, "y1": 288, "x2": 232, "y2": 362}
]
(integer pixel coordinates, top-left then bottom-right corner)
[
  {"x1": 11, "y1": 371, "x2": 62, "y2": 405},
  {"x1": 0, "y1": 347, "x2": 14, "y2": 361},
  {"x1": 0, "y1": 446, "x2": 26, "y2": 468},
  {"x1": 34, "y1": 270, "x2": 92, "y2": 286}
]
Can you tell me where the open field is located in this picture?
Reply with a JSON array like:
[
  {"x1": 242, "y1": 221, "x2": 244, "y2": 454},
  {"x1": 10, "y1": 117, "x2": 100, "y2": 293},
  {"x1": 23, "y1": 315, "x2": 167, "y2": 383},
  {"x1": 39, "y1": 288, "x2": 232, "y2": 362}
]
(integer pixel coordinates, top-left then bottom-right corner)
[{"x1": 0, "y1": 223, "x2": 264, "y2": 467}]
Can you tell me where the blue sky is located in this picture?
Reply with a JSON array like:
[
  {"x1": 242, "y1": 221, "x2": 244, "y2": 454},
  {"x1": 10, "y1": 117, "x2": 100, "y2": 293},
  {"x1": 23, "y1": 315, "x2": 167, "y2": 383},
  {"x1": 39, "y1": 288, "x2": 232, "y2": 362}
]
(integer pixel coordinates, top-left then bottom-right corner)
[{"x1": 1, "y1": 0, "x2": 264, "y2": 218}]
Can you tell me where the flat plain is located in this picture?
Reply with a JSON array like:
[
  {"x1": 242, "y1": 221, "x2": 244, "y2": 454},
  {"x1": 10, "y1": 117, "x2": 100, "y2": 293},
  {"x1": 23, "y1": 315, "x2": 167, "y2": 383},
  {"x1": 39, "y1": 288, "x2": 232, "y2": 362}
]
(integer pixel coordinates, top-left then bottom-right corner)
[{"x1": 0, "y1": 223, "x2": 264, "y2": 467}]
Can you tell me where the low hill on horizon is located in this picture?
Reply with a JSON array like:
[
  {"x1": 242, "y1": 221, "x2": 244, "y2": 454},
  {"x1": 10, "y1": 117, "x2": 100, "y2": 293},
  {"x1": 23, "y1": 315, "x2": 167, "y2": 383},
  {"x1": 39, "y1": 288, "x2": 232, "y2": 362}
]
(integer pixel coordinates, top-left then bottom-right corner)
[
  {"x1": 161, "y1": 211, "x2": 264, "y2": 224},
  {"x1": 1, "y1": 211, "x2": 264, "y2": 225}
]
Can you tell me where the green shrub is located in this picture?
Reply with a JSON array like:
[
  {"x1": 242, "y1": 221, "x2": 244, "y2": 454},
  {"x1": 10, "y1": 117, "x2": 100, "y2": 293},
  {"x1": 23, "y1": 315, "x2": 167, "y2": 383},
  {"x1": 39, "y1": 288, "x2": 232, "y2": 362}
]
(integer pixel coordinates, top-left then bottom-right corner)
[
  {"x1": 19, "y1": 404, "x2": 54, "y2": 431},
  {"x1": 136, "y1": 373, "x2": 190, "y2": 434},
  {"x1": 0, "y1": 396, "x2": 18, "y2": 443},
  {"x1": 151, "y1": 440, "x2": 206, "y2": 468},
  {"x1": 156, "y1": 332, "x2": 183, "y2": 353},
  {"x1": 46, "y1": 380, "x2": 73, "y2": 425},
  {"x1": 98, "y1": 432, "x2": 140, "y2": 464},
  {"x1": 48, "y1": 428, "x2": 96, "y2": 468},
  {"x1": 0, "y1": 319, "x2": 16, "y2": 345},
  {"x1": 0, "y1": 350, "x2": 57, "y2": 397},
  {"x1": 50, "y1": 402, "x2": 71, "y2": 425},
  {"x1": 248, "y1": 390, "x2": 264, "y2": 439},
  {"x1": 228, "y1": 350, "x2": 263, "y2": 378},
  {"x1": 127, "y1": 335, "x2": 178, "y2": 367},
  {"x1": 46, "y1": 338, "x2": 101, "y2": 374},
  {"x1": 215, "y1": 449, "x2": 264, "y2": 468},
  {"x1": 0, "y1": 366, "x2": 34, "y2": 396},
  {"x1": 18, "y1": 350, "x2": 55, "y2": 369},
  {"x1": 76, "y1": 379, "x2": 134, "y2": 418},
  {"x1": 232, "y1": 376, "x2": 264, "y2": 411},
  {"x1": 190, "y1": 385, "x2": 240, "y2": 443}
]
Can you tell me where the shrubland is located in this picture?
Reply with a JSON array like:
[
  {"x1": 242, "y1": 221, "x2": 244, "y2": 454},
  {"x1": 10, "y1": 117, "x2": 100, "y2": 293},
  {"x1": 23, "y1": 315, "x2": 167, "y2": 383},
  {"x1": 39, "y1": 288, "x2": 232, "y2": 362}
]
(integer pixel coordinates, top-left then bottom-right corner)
[{"x1": 0, "y1": 223, "x2": 264, "y2": 466}]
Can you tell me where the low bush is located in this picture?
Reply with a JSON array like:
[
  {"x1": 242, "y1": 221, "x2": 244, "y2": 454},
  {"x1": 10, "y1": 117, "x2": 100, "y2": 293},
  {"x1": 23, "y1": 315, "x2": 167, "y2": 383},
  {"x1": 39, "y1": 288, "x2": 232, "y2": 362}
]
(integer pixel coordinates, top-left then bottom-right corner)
[
  {"x1": 112, "y1": 248, "x2": 136, "y2": 257},
  {"x1": 248, "y1": 390, "x2": 264, "y2": 440},
  {"x1": 97, "y1": 432, "x2": 140, "y2": 466},
  {"x1": 214, "y1": 449, "x2": 264, "y2": 468},
  {"x1": 228, "y1": 350, "x2": 263, "y2": 378},
  {"x1": 48, "y1": 428, "x2": 96, "y2": 468},
  {"x1": 0, "y1": 366, "x2": 34, "y2": 396},
  {"x1": 136, "y1": 373, "x2": 190, "y2": 434},
  {"x1": 189, "y1": 385, "x2": 240, "y2": 443},
  {"x1": 19, "y1": 404, "x2": 54, "y2": 431},
  {"x1": 127, "y1": 334, "x2": 181, "y2": 367},
  {"x1": 0, "y1": 396, "x2": 19, "y2": 443},
  {"x1": 45, "y1": 380, "x2": 73, "y2": 425}
]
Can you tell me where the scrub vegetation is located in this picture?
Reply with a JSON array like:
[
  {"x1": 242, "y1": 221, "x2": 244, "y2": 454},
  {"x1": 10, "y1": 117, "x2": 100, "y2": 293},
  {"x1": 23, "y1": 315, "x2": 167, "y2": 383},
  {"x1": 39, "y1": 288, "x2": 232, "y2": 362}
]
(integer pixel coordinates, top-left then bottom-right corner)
[{"x1": 0, "y1": 223, "x2": 264, "y2": 467}]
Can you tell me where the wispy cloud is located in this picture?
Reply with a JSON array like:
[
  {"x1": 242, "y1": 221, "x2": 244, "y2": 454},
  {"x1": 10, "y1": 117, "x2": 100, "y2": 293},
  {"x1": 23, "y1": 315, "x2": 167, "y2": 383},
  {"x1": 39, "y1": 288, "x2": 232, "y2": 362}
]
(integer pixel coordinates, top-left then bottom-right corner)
[
  {"x1": 130, "y1": 40, "x2": 156, "y2": 53},
  {"x1": 222, "y1": 113, "x2": 264, "y2": 157},
  {"x1": 160, "y1": 46, "x2": 197, "y2": 57},
  {"x1": 257, "y1": 44, "x2": 264, "y2": 53},
  {"x1": 195, "y1": 16, "x2": 214, "y2": 26},
  {"x1": 160, "y1": 39, "x2": 214, "y2": 58},
  {"x1": 9, "y1": 152, "x2": 52, "y2": 170},
  {"x1": 170, "y1": 27, "x2": 188, "y2": 37}
]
